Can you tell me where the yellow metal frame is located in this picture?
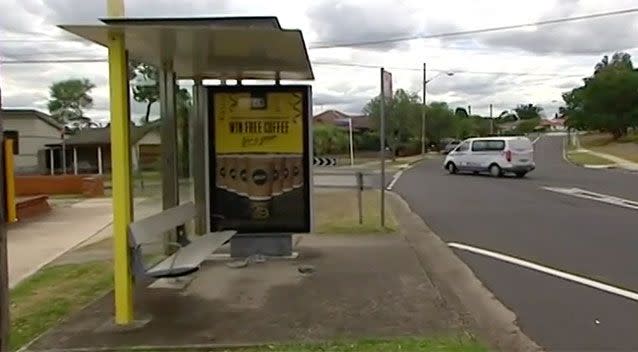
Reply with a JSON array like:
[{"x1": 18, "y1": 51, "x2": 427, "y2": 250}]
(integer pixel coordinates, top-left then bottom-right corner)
[
  {"x1": 3, "y1": 140, "x2": 16, "y2": 223},
  {"x1": 108, "y1": 30, "x2": 134, "y2": 324}
]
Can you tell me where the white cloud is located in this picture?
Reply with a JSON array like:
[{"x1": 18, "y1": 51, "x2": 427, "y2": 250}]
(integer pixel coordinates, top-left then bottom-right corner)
[{"x1": 2, "y1": 0, "x2": 638, "y2": 122}]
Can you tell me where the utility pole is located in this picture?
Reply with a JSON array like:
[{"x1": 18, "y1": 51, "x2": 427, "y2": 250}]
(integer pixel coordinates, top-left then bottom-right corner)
[
  {"x1": 0, "y1": 85, "x2": 9, "y2": 352},
  {"x1": 421, "y1": 62, "x2": 427, "y2": 155},
  {"x1": 379, "y1": 68, "x2": 386, "y2": 228},
  {"x1": 489, "y1": 104, "x2": 494, "y2": 135},
  {"x1": 468, "y1": 105, "x2": 472, "y2": 115}
]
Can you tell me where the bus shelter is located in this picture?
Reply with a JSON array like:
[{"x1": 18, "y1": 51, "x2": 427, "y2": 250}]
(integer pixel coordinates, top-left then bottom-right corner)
[{"x1": 59, "y1": 16, "x2": 314, "y2": 325}]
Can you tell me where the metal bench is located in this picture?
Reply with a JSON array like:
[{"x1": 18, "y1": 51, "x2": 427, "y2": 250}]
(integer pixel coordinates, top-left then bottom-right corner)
[{"x1": 128, "y1": 202, "x2": 236, "y2": 279}]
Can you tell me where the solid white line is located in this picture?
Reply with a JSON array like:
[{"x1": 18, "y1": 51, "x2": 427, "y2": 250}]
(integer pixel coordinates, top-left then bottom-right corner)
[
  {"x1": 448, "y1": 242, "x2": 638, "y2": 302},
  {"x1": 532, "y1": 135, "x2": 541, "y2": 144},
  {"x1": 386, "y1": 170, "x2": 403, "y2": 190},
  {"x1": 543, "y1": 186, "x2": 638, "y2": 211}
]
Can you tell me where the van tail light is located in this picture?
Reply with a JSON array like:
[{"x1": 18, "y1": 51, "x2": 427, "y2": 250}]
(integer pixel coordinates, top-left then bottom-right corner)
[{"x1": 505, "y1": 150, "x2": 512, "y2": 162}]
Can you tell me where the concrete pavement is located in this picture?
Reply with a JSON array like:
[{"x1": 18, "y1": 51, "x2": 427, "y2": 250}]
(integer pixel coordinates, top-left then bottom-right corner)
[
  {"x1": 7, "y1": 197, "x2": 161, "y2": 288},
  {"x1": 394, "y1": 135, "x2": 638, "y2": 351}
]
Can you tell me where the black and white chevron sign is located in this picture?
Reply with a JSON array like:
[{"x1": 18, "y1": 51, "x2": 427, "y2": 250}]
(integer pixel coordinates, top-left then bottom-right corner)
[{"x1": 313, "y1": 157, "x2": 337, "y2": 166}]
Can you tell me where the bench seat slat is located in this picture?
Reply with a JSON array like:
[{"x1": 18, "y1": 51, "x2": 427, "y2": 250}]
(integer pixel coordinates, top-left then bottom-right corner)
[
  {"x1": 129, "y1": 202, "x2": 197, "y2": 245},
  {"x1": 146, "y1": 230, "x2": 236, "y2": 278}
]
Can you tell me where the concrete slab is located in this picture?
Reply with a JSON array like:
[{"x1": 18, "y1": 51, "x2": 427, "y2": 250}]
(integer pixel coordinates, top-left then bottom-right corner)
[{"x1": 26, "y1": 234, "x2": 462, "y2": 351}]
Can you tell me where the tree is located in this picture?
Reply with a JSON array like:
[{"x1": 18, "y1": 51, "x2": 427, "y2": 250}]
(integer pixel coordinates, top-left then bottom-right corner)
[
  {"x1": 454, "y1": 107, "x2": 469, "y2": 118},
  {"x1": 313, "y1": 124, "x2": 349, "y2": 155},
  {"x1": 131, "y1": 61, "x2": 159, "y2": 124},
  {"x1": 564, "y1": 52, "x2": 638, "y2": 138},
  {"x1": 176, "y1": 87, "x2": 192, "y2": 177},
  {"x1": 47, "y1": 78, "x2": 96, "y2": 129},
  {"x1": 364, "y1": 89, "x2": 420, "y2": 158},
  {"x1": 513, "y1": 104, "x2": 543, "y2": 120}
]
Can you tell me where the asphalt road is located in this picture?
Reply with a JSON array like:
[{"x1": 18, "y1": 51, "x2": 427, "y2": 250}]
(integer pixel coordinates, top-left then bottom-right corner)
[{"x1": 395, "y1": 135, "x2": 638, "y2": 351}]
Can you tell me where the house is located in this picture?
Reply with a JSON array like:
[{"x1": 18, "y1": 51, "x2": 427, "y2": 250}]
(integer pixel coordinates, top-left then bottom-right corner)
[
  {"x1": 539, "y1": 117, "x2": 566, "y2": 131},
  {"x1": 313, "y1": 109, "x2": 371, "y2": 132},
  {"x1": 0, "y1": 109, "x2": 64, "y2": 174},
  {"x1": 46, "y1": 123, "x2": 161, "y2": 174}
]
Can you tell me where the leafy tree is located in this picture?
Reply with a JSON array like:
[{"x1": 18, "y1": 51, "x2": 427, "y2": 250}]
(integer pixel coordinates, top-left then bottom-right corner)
[
  {"x1": 513, "y1": 118, "x2": 541, "y2": 135},
  {"x1": 454, "y1": 107, "x2": 469, "y2": 118},
  {"x1": 47, "y1": 78, "x2": 96, "y2": 129},
  {"x1": 313, "y1": 124, "x2": 349, "y2": 155},
  {"x1": 563, "y1": 52, "x2": 638, "y2": 138},
  {"x1": 131, "y1": 61, "x2": 159, "y2": 124},
  {"x1": 364, "y1": 89, "x2": 420, "y2": 158},
  {"x1": 513, "y1": 104, "x2": 543, "y2": 120}
]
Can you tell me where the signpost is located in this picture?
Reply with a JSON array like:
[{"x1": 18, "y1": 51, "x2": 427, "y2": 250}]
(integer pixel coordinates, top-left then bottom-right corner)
[
  {"x1": 209, "y1": 86, "x2": 312, "y2": 256},
  {"x1": 380, "y1": 68, "x2": 392, "y2": 228},
  {"x1": 0, "y1": 87, "x2": 9, "y2": 352}
]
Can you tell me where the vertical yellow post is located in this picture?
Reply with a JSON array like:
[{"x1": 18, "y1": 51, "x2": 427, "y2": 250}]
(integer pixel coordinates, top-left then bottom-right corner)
[
  {"x1": 3, "y1": 140, "x2": 16, "y2": 223},
  {"x1": 107, "y1": 0, "x2": 133, "y2": 325}
]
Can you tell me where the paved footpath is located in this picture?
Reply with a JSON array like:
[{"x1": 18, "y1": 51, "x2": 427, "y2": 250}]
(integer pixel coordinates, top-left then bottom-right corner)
[
  {"x1": 577, "y1": 147, "x2": 638, "y2": 171},
  {"x1": 7, "y1": 197, "x2": 160, "y2": 288}
]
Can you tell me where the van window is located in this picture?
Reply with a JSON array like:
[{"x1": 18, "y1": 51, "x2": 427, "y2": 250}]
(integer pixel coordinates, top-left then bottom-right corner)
[
  {"x1": 471, "y1": 140, "x2": 504, "y2": 152},
  {"x1": 456, "y1": 141, "x2": 470, "y2": 152},
  {"x1": 508, "y1": 138, "x2": 533, "y2": 151}
]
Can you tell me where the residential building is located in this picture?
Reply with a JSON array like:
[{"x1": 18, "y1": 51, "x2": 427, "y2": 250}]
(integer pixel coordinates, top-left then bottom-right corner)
[
  {"x1": 313, "y1": 109, "x2": 371, "y2": 132},
  {"x1": 1, "y1": 109, "x2": 64, "y2": 174}
]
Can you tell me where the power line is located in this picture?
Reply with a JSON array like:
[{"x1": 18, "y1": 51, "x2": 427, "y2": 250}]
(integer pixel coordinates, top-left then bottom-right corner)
[
  {"x1": 309, "y1": 7, "x2": 638, "y2": 49},
  {"x1": 0, "y1": 58, "x2": 586, "y2": 78},
  {"x1": 0, "y1": 59, "x2": 107, "y2": 64},
  {"x1": 311, "y1": 61, "x2": 587, "y2": 77}
]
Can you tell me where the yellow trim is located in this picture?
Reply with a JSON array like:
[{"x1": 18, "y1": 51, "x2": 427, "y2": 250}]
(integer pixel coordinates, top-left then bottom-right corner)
[
  {"x1": 107, "y1": 0, "x2": 124, "y2": 17},
  {"x1": 4, "y1": 140, "x2": 16, "y2": 223},
  {"x1": 108, "y1": 30, "x2": 134, "y2": 324}
]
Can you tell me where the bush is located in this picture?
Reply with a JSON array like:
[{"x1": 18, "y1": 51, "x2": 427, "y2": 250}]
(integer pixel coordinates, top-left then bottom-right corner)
[
  {"x1": 314, "y1": 124, "x2": 349, "y2": 155},
  {"x1": 354, "y1": 131, "x2": 380, "y2": 151}
]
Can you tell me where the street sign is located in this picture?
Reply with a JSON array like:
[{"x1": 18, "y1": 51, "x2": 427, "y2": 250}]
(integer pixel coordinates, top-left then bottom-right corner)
[
  {"x1": 313, "y1": 157, "x2": 337, "y2": 167},
  {"x1": 209, "y1": 86, "x2": 312, "y2": 234},
  {"x1": 382, "y1": 70, "x2": 393, "y2": 99}
]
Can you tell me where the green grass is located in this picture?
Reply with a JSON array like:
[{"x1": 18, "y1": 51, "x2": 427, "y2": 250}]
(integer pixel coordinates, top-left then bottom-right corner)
[
  {"x1": 578, "y1": 132, "x2": 638, "y2": 163},
  {"x1": 215, "y1": 337, "x2": 488, "y2": 352},
  {"x1": 567, "y1": 151, "x2": 614, "y2": 166},
  {"x1": 314, "y1": 190, "x2": 397, "y2": 234},
  {"x1": 9, "y1": 261, "x2": 113, "y2": 351}
]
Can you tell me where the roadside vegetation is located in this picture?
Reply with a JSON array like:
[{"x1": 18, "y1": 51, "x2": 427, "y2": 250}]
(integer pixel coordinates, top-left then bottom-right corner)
[
  {"x1": 566, "y1": 149, "x2": 614, "y2": 166},
  {"x1": 314, "y1": 190, "x2": 396, "y2": 233},
  {"x1": 8, "y1": 261, "x2": 113, "y2": 351},
  {"x1": 579, "y1": 132, "x2": 638, "y2": 163}
]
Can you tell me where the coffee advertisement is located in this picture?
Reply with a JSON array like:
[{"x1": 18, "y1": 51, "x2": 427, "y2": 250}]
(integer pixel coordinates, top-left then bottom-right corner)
[{"x1": 210, "y1": 87, "x2": 310, "y2": 233}]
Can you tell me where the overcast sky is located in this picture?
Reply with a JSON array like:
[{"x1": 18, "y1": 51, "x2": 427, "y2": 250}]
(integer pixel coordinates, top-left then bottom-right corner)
[{"x1": 1, "y1": 0, "x2": 638, "y2": 123}]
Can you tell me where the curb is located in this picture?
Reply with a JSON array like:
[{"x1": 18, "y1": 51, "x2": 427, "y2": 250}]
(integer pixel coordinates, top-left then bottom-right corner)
[{"x1": 388, "y1": 192, "x2": 543, "y2": 352}]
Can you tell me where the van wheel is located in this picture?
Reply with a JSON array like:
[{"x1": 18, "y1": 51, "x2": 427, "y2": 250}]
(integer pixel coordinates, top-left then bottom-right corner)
[
  {"x1": 489, "y1": 164, "x2": 502, "y2": 177},
  {"x1": 446, "y1": 162, "x2": 458, "y2": 174},
  {"x1": 515, "y1": 172, "x2": 527, "y2": 178}
]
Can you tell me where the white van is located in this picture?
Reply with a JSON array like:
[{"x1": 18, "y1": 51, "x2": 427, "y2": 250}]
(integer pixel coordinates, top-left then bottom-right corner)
[{"x1": 443, "y1": 136, "x2": 535, "y2": 177}]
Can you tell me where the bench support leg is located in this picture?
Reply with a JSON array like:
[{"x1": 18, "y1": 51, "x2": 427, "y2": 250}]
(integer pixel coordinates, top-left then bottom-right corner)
[{"x1": 230, "y1": 234, "x2": 293, "y2": 258}]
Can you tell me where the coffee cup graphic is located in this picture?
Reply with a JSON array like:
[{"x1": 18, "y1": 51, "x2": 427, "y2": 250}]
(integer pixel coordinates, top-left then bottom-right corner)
[
  {"x1": 235, "y1": 156, "x2": 249, "y2": 198},
  {"x1": 216, "y1": 156, "x2": 227, "y2": 190},
  {"x1": 225, "y1": 156, "x2": 239, "y2": 194},
  {"x1": 282, "y1": 156, "x2": 294, "y2": 193},
  {"x1": 292, "y1": 155, "x2": 303, "y2": 189},
  {"x1": 246, "y1": 156, "x2": 274, "y2": 220},
  {"x1": 271, "y1": 156, "x2": 284, "y2": 196}
]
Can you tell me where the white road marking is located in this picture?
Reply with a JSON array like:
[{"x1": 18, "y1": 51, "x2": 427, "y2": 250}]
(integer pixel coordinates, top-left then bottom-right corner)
[
  {"x1": 448, "y1": 242, "x2": 638, "y2": 302},
  {"x1": 543, "y1": 186, "x2": 638, "y2": 211},
  {"x1": 532, "y1": 135, "x2": 542, "y2": 144},
  {"x1": 386, "y1": 170, "x2": 403, "y2": 190}
]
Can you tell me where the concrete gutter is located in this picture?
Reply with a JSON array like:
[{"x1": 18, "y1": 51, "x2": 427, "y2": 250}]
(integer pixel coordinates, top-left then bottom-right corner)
[{"x1": 388, "y1": 192, "x2": 543, "y2": 352}]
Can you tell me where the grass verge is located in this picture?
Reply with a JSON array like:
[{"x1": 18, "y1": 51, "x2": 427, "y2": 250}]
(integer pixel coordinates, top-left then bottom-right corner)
[
  {"x1": 566, "y1": 150, "x2": 614, "y2": 166},
  {"x1": 9, "y1": 261, "x2": 113, "y2": 351},
  {"x1": 579, "y1": 132, "x2": 638, "y2": 163},
  {"x1": 220, "y1": 337, "x2": 488, "y2": 352},
  {"x1": 314, "y1": 190, "x2": 397, "y2": 234}
]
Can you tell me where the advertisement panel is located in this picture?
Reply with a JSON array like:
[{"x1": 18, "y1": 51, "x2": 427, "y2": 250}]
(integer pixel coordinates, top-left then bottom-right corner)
[{"x1": 209, "y1": 86, "x2": 311, "y2": 233}]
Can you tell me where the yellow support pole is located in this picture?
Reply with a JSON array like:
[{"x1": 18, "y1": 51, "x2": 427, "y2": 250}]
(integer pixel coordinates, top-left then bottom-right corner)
[
  {"x1": 108, "y1": 29, "x2": 134, "y2": 324},
  {"x1": 3, "y1": 140, "x2": 16, "y2": 223}
]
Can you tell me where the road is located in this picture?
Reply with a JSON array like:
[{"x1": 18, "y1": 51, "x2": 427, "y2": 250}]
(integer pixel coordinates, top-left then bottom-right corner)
[{"x1": 395, "y1": 135, "x2": 638, "y2": 351}]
